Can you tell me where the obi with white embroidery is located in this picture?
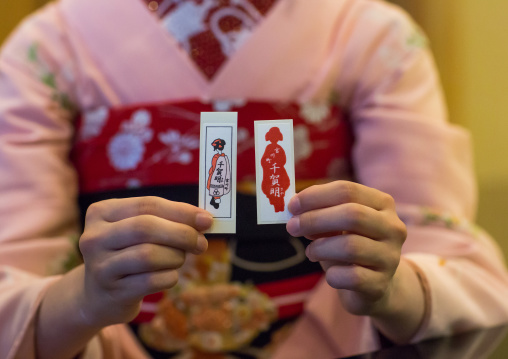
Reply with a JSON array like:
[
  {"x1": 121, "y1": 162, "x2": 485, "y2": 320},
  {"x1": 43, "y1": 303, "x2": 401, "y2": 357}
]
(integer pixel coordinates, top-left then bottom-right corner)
[{"x1": 72, "y1": 100, "x2": 352, "y2": 194}]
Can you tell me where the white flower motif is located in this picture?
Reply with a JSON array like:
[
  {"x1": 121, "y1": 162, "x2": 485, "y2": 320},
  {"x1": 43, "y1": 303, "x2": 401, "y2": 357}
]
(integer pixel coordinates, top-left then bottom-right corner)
[
  {"x1": 209, "y1": 5, "x2": 257, "y2": 57},
  {"x1": 294, "y1": 125, "x2": 313, "y2": 163},
  {"x1": 238, "y1": 127, "x2": 249, "y2": 142},
  {"x1": 158, "y1": 129, "x2": 199, "y2": 165},
  {"x1": 108, "y1": 133, "x2": 145, "y2": 171},
  {"x1": 126, "y1": 178, "x2": 142, "y2": 188},
  {"x1": 132, "y1": 109, "x2": 151, "y2": 126},
  {"x1": 107, "y1": 110, "x2": 155, "y2": 171},
  {"x1": 159, "y1": 130, "x2": 181, "y2": 146},
  {"x1": 299, "y1": 102, "x2": 331, "y2": 125},
  {"x1": 161, "y1": 0, "x2": 218, "y2": 53},
  {"x1": 212, "y1": 99, "x2": 247, "y2": 111},
  {"x1": 176, "y1": 152, "x2": 193, "y2": 165},
  {"x1": 122, "y1": 110, "x2": 154, "y2": 142},
  {"x1": 80, "y1": 106, "x2": 108, "y2": 141}
]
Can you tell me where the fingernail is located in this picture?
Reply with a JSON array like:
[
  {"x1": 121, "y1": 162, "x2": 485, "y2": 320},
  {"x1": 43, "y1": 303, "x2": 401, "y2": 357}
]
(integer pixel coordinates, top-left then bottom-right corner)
[
  {"x1": 305, "y1": 244, "x2": 316, "y2": 262},
  {"x1": 288, "y1": 195, "x2": 302, "y2": 215},
  {"x1": 286, "y1": 216, "x2": 301, "y2": 237},
  {"x1": 196, "y1": 234, "x2": 208, "y2": 254},
  {"x1": 196, "y1": 212, "x2": 213, "y2": 230}
]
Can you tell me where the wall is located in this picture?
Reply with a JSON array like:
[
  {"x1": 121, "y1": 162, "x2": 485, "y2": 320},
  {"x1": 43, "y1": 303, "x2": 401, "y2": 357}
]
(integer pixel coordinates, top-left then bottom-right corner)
[{"x1": 456, "y1": 1, "x2": 508, "y2": 250}]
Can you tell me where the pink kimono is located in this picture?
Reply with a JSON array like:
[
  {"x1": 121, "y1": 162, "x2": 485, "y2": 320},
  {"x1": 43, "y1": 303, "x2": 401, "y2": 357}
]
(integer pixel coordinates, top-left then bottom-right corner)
[{"x1": 1, "y1": 0, "x2": 508, "y2": 358}]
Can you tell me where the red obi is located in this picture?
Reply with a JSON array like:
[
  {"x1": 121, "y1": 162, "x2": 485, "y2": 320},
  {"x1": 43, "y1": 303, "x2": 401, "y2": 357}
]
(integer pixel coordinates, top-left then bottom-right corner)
[
  {"x1": 72, "y1": 100, "x2": 353, "y2": 194},
  {"x1": 73, "y1": 99, "x2": 352, "y2": 333}
]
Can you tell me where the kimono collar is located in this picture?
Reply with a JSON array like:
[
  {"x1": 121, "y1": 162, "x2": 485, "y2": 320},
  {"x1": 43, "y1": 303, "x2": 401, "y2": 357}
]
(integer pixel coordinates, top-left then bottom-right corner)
[{"x1": 59, "y1": 0, "x2": 351, "y2": 104}]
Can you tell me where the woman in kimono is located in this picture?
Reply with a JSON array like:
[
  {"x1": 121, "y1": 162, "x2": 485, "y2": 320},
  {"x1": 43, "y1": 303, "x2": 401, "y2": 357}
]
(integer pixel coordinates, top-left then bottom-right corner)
[
  {"x1": 207, "y1": 138, "x2": 231, "y2": 209},
  {"x1": 261, "y1": 126, "x2": 290, "y2": 212},
  {"x1": 1, "y1": 0, "x2": 508, "y2": 359}
]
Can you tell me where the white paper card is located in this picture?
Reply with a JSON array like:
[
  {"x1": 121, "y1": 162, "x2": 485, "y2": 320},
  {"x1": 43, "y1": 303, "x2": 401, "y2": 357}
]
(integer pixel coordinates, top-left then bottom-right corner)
[
  {"x1": 254, "y1": 120, "x2": 296, "y2": 224},
  {"x1": 199, "y1": 112, "x2": 237, "y2": 233}
]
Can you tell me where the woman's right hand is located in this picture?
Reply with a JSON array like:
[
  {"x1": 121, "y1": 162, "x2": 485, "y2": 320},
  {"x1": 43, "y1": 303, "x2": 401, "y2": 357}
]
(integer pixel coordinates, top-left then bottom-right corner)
[{"x1": 78, "y1": 196, "x2": 212, "y2": 327}]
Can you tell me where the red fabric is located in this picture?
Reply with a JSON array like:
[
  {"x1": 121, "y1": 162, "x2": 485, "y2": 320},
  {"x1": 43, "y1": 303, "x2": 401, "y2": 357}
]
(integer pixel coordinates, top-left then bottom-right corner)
[
  {"x1": 256, "y1": 272, "x2": 323, "y2": 298},
  {"x1": 72, "y1": 100, "x2": 352, "y2": 194},
  {"x1": 132, "y1": 292, "x2": 164, "y2": 323},
  {"x1": 278, "y1": 302, "x2": 304, "y2": 319},
  {"x1": 141, "y1": 0, "x2": 278, "y2": 79}
]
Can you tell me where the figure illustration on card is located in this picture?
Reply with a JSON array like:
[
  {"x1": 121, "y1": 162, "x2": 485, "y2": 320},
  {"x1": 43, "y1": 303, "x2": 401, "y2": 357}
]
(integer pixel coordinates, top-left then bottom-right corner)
[
  {"x1": 207, "y1": 138, "x2": 231, "y2": 209},
  {"x1": 261, "y1": 127, "x2": 290, "y2": 212}
]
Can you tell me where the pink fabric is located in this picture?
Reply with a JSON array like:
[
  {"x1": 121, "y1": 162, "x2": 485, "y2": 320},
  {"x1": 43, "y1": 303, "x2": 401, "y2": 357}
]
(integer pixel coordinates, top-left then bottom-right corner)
[{"x1": 1, "y1": 0, "x2": 508, "y2": 358}]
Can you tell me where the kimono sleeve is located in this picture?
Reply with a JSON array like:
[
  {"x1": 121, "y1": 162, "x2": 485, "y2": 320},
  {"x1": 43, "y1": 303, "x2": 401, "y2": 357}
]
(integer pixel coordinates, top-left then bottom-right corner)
[
  {"x1": 339, "y1": 2, "x2": 508, "y2": 341},
  {"x1": 0, "y1": 5, "x2": 82, "y2": 358}
]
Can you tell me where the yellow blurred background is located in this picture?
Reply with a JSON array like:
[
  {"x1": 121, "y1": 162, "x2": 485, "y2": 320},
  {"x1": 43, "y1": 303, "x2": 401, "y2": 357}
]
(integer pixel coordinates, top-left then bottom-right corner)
[{"x1": 1, "y1": 0, "x2": 507, "y2": 254}]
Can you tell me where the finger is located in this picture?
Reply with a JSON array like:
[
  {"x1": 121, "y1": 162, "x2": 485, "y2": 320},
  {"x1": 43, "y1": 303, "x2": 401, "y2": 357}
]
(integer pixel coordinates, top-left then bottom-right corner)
[
  {"x1": 287, "y1": 203, "x2": 393, "y2": 239},
  {"x1": 324, "y1": 264, "x2": 389, "y2": 299},
  {"x1": 304, "y1": 231, "x2": 343, "y2": 241},
  {"x1": 306, "y1": 234, "x2": 399, "y2": 270},
  {"x1": 101, "y1": 215, "x2": 208, "y2": 254},
  {"x1": 288, "y1": 181, "x2": 395, "y2": 215},
  {"x1": 85, "y1": 196, "x2": 213, "y2": 231},
  {"x1": 98, "y1": 244, "x2": 186, "y2": 283},
  {"x1": 112, "y1": 269, "x2": 180, "y2": 301}
]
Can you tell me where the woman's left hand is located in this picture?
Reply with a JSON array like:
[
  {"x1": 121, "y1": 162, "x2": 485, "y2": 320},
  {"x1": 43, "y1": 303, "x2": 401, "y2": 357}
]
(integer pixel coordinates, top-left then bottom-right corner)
[{"x1": 286, "y1": 181, "x2": 407, "y2": 317}]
